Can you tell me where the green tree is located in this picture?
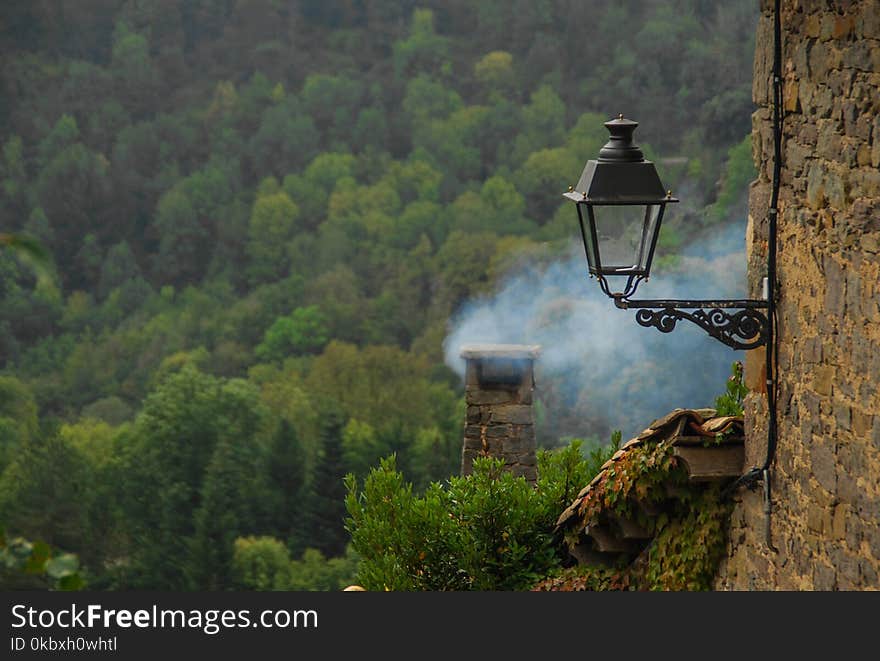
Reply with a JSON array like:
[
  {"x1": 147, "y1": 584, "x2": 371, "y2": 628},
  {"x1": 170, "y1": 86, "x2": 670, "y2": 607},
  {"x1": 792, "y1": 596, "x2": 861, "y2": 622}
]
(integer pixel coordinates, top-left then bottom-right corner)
[
  {"x1": 248, "y1": 98, "x2": 319, "y2": 180},
  {"x1": 402, "y1": 75, "x2": 463, "y2": 126},
  {"x1": 709, "y1": 135, "x2": 756, "y2": 220},
  {"x1": 255, "y1": 305, "x2": 329, "y2": 361},
  {"x1": 231, "y1": 536, "x2": 291, "y2": 590},
  {"x1": 1, "y1": 135, "x2": 27, "y2": 215},
  {"x1": 98, "y1": 241, "x2": 142, "y2": 299},
  {"x1": 392, "y1": 9, "x2": 451, "y2": 79},
  {"x1": 0, "y1": 434, "x2": 95, "y2": 564},
  {"x1": 265, "y1": 420, "x2": 307, "y2": 548},
  {"x1": 37, "y1": 115, "x2": 80, "y2": 167},
  {"x1": 0, "y1": 376, "x2": 38, "y2": 473},
  {"x1": 110, "y1": 21, "x2": 160, "y2": 116},
  {"x1": 120, "y1": 367, "x2": 271, "y2": 588},
  {"x1": 301, "y1": 407, "x2": 349, "y2": 557},
  {"x1": 435, "y1": 230, "x2": 499, "y2": 311},
  {"x1": 509, "y1": 85, "x2": 567, "y2": 166},
  {"x1": 341, "y1": 418, "x2": 388, "y2": 479},
  {"x1": 153, "y1": 186, "x2": 206, "y2": 285},
  {"x1": 35, "y1": 141, "x2": 111, "y2": 284},
  {"x1": 301, "y1": 74, "x2": 364, "y2": 147},
  {"x1": 287, "y1": 547, "x2": 358, "y2": 591},
  {"x1": 246, "y1": 188, "x2": 300, "y2": 284},
  {"x1": 190, "y1": 430, "x2": 272, "y2": 589},
  {"x1": 474, "y1": 50, "x2": 516, "y2": 98},
  {"x1": 514, "y1": 146, "x2": 581, "y2": 221}
]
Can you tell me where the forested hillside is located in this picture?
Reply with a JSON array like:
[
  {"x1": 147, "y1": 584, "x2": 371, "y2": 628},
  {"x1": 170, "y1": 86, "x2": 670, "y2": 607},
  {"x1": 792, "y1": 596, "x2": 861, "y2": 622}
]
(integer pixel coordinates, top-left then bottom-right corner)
[{"x1": 0, "y1": 0, "x2": 757, "y2": 589}]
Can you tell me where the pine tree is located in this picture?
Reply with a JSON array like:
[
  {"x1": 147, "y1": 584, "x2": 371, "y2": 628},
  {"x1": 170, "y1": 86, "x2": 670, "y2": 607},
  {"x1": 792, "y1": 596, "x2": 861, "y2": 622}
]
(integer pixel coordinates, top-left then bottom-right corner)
[
  {"x1": 266, "y1": 419, "x2": 307, "y2": 548},
  {"x1": 190, "y1": 434, "x2": 271, "y2": 589},
  {"x1": 300, "y1": 406, "x2": 349, "y2": 557}
]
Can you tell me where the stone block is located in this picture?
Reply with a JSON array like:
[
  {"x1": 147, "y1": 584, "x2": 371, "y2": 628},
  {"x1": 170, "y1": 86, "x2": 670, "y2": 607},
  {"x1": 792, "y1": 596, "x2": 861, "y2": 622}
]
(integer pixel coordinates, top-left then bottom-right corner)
[
  {"x1": 816, "y1": 129, "x2": 841, "y2": 161},
  {"x1": 832, "y1": 15, "x2": 855, "y2": 40},
  {"x1": 852, "y1": 409, "x2": 873, "y2": 438},
  {"x1": 842, "y1": 39, "x2": 880, "y2": 73},
  {"x1": 861, "y1": 6, "x2": 880, "y2": 39},
  {"x1": 801, "y1": 390, "x2": 822, "y2": 417},
  {"x1": 805, "y1": 14, "x2": 821, "y2": 39},
  {"x1": 868, "y1": 526, "x2": 880, "y2": 561},
  {"x1": 502, "y1": 431, "x2": 535, "y2": 455},
  {"x1": 806, "y1": 504, "x2": 825, "y2": 533},
  {"x1": 786, "y1": 140, "x2": 813, "y2": 173},
  {"x1": 812, "y1": 563, "x2": 837, "y2": 590},
  {"x1": 801, "y1": 336, "x2": 823, "y2": 364},
  {"x1": 837, "y1": 464, "x2": 860, "y2": 505},
  {"x1": 808, "y1": 41, "x2": 832, "y2": 79},
  {"x1": 857, "y1": 493, "x2": 880, "y2": 522},
  {"x1": 833, "y1": 401, "x2": 852, "y2": 433},
  {"x1": 859, "y1": 559, "x2": 878, "y2": 587},
  {"x1": 831, "y1": 503, "x2": 847, "y2": 540},
  {"x1": 784, "y1": 78, "x2": 800, "y2": 112},
  {"x1": 463, "y1": 434, "x2": 483, "y2": 452},
  {"x1": 873, "y1": 116, "x2": 880, "y2": 166},
  {"x1": 823, "y1": 255, "x2": 846, "y2": 316},
  {"x1": 852, "y1": 167, "x2": 880, "y2": 198},
  {"x1": 465, "y1": 388, "x2": 517, "y2": 406},
  {"x1": 484, "y1": 436, "x2": 504, "y2": 455},
  {"x1": 810, "y1": 439, "x2": 838, "y2": 493},
  {"x1": 489, "y1": 405, "x2": 534, "y2": 425},
  {"x1": 829, "y1": 547, "x2": 861, "y2": 587},
  {"x1": 483, "y1": 424, "x2": 512, "y2": 439},
  {"x1": 744, "y1": 346, "x2": 767, "y2": 392},
  {"x1": 806, "y1": 163, "x2": 827, "y2": 209},
  {"x1": 466, "y1": 406, "x2": 482, "y2": 424},
  {"x1": 812, "y1": 365, "x2": 834, "y2": 396}
]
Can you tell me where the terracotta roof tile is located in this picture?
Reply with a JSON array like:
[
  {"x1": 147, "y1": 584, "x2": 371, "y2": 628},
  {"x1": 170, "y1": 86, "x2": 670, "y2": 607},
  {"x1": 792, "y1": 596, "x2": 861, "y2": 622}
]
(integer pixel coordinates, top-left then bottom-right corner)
[{"x1": 554, "y1": 409, "x2": 744, "y2": 537}]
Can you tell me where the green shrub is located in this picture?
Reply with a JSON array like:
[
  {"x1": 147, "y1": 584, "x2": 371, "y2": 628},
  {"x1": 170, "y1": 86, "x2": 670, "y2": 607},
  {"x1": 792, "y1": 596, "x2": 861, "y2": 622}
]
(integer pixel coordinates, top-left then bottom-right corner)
[{"x1": 344, "y1": 438, "x2": 618, "y2": 591}]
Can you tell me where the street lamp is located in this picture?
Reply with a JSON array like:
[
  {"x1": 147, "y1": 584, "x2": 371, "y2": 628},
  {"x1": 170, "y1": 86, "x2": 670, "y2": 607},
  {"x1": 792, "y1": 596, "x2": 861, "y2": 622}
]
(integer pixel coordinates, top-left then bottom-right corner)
[{"x1": 564, "y1": 115, "x2": 770, "y2": 351}]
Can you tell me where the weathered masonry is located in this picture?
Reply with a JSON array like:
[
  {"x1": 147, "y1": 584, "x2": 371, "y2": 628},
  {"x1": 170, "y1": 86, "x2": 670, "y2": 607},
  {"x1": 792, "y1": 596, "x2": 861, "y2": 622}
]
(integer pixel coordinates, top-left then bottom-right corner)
[
  {"x1": 716, "y1": 0, "x2": 880, "y2": 590},
  {"x1": 460, "y1": 344, "x2": 540, "y2": 483}
]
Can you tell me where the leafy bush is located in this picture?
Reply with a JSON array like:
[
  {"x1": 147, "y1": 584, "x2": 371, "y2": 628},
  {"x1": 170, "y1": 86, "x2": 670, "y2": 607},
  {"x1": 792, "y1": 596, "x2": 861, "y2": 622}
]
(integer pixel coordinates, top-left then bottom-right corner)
[
  {"x1": 344, "y1": 439, "x2": 617, "y2": 591},
  {"x1": 0, "y1": 530, "x2": 83, "y2": 590},
  {"x1": 714, "y1": 361, "x2": 748, "y2": 417}
]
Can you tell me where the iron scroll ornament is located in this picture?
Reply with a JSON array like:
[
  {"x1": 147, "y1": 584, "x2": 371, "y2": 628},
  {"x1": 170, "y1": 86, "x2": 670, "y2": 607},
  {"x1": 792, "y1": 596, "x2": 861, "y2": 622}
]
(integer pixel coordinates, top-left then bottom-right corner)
[{"x1": 612, "y1": 297, "x2": 770, "y2": 350}]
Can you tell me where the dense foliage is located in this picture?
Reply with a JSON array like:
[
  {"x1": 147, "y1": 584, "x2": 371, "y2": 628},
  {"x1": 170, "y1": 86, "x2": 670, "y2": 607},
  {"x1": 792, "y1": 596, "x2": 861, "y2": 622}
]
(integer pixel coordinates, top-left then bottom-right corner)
[
  {"x1": 345, "y1": 439, "x2": 617, "y2": 591},
  {"x1": 535, "y1": 440, "x2": 733, "y2": 591},
  {"x1": 0, "y1": 1, "x2": 756, "y2": 589}
]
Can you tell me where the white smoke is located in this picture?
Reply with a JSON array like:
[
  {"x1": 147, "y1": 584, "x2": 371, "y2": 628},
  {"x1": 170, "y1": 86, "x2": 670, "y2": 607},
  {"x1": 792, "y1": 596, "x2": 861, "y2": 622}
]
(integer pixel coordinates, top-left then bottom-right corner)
[{"x1": 443, "y1": 222, "x2": 750, "y2": 445}]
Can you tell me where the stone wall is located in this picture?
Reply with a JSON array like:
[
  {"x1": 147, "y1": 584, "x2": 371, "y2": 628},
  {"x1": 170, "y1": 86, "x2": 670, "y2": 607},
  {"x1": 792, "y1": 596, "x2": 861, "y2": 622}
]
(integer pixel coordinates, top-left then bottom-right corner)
[
  {"x1": 716, "y1": 0, "x2": 880, "y2": 589},
  {"x1": 460, "y1": 344, "x2": 539, "y2": 483}
]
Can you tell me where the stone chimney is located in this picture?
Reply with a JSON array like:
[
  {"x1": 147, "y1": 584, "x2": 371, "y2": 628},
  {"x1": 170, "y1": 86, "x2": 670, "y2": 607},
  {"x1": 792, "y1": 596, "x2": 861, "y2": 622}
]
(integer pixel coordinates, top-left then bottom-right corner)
[{"x1": 460, "y1": 344, "x2": 540, "y2": 483}]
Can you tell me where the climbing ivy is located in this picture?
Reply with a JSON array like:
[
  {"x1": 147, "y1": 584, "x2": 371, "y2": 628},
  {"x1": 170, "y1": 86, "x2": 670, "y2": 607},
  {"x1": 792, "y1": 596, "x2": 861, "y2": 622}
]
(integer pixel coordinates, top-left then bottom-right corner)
[{"x1": 537, "y1": 440, "x2": 732, "y2": 592}]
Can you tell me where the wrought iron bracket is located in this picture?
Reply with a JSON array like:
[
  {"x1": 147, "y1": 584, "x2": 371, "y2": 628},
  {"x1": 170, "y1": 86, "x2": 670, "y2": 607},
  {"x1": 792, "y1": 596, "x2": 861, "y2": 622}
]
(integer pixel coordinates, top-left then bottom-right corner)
[{"x1": 612, "y1": 296, "x2": 770, "y2": 350}]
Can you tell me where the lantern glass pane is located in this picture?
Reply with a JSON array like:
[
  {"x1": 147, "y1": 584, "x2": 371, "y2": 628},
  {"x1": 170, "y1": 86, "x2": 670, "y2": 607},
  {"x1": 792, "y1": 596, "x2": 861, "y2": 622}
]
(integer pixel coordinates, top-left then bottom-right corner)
[
  {"x1": 637, "y1": 204, "x2": 662, "y2": 270},
  {"x1": 590, "y1": 204, "x2": 658, "y2": 274},
  {"x1": 577, "y1": 204, "x2": 600, "y2": 273}
]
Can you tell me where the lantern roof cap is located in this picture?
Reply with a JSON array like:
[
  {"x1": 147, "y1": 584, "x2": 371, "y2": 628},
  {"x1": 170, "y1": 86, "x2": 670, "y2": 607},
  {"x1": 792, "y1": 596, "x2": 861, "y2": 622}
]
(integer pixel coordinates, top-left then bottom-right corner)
[{"x1": 563, "y1": 116, "x2": 678, "y2": 204}]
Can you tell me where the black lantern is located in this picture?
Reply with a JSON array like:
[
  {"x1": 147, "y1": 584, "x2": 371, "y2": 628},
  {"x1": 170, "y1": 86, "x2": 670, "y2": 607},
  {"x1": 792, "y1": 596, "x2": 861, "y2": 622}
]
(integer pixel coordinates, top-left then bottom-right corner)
[
  {"x1": 563, "y1": 116, "x2": 677, "y2": 299},
  {"x1": 564, "y1": 115, "x2": 771, "y2": 352}
]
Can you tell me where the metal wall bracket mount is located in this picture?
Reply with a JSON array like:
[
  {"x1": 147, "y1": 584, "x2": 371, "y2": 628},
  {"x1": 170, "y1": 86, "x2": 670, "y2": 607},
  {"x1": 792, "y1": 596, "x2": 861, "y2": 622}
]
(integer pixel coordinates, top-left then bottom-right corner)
[{"x1": 612, "y1": 297, "x2": 770, "y2": 350}]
